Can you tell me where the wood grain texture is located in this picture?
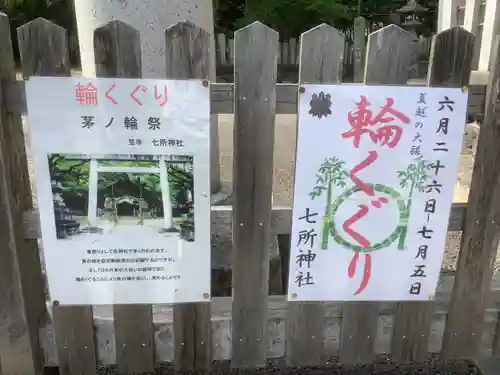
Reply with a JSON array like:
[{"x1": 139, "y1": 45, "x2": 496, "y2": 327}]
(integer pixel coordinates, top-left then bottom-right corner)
[
  {"x1": 392, "y1": 26, "x2": 475, "y2": 362},
  {"x1": 20, "y1": 17, "x2": 98, "y2": 375},
  {"x1": 287, "y1": 24, "x2": 345, "y2": 367},
  {"x1": 364, "y1": 25, "x2": 414, "y2": 85},
  {"x1": 38, "y1": 279, "x2": 500, "y2": 365},
  {"x1": 0, "y1": 15, "x2": 44, "y2": 375},
  {"x1": 113, "y1": 307, "x2": 154, "y2": 373},
  {"x1": 231, "y1": 22, "x2": 278, "y2": 368},
  {"x1": 94, "y1": 21, "x2": 155, "y2": 374},
  {"x1": 17, "y1": 18, "x2": 70, "y2": 77},
  {"x1": 340, "y1": 25, "x2": 414, "y2": 365},
  {"x1": 94, "y1": 20, "x2": 141, "y2": 78},
  {"x1": 164, "y1": 21, "x2": 212, "y2": 371},
  {"x1": 1, "y1": 15, "x2": 58, "y2": 375},
  {"x1": 427, "y1": 27, "x2": 475, "y2": 87},
  {"x1": 52, "y1": 307, "x2": 96, "y2": 375},
  {"x1": 164, "y1": 21, "x2": 220, "y2": 194},
  {"x1": 441, "y1": 30, "x2": 500, "y2": 360}
]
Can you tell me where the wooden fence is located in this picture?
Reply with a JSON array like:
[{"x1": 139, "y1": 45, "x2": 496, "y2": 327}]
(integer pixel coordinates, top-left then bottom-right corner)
[
  {"x1": 214, "y1": 29, "x2": 434, "y2": 81},
  {"x1": 0, "y1": 12, "x2": 499, "y2": 375}
]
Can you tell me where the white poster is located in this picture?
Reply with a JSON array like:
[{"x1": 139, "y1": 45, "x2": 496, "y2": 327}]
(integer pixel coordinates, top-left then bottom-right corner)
[
  {"x1": 26, "y1": 77, "x2": 211, "y2": 305},
  {"x1": 288, "y1": 84, "x2": 468, "y2": 301}
]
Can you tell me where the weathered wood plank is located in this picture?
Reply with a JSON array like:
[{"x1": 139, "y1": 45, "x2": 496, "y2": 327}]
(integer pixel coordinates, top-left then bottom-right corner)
[
  {"x1": 287, "y1": 24, "x2": 345, "y2": 367},
  {"x1": 18, "y1": 18, "x2": 70, "y2": 77},
  {"x1": 40, "y1": 274, "x2": 500, "y2": 366},
  {"x1": 17, "y1": 17, "x2": 95, "y2": 375},
  {"x1": 340, "y1": 25, "x2": 415, "y2": 365},
  {"x1": 164, "y1": 21, "x2": 212, "y2": 371},
  {"x1": 94, "y1": 20, "x2": 155, "y2": 374},
  {"x1": 353, "y1": 16, "x2": 366, "y2": 83},
  {"x1": 0, "y1": 15, "x2": 45, "y2": 375},
  {"x1": 52, "y1": 307, "x2": 96, "y2": 375},
  {"x1": 113, "y1": 308, "x2": 154, "y2": 373},
  {"x1": 231, "y1": 22, "x2": 278, "y2": 368},
  {"x1": 6, "y1": 80, "x2": 488, "y2": 117},
  {"x1": 441, "y1": 32, "x2": 500, "y2": 359},
  {"x1": 217, "y1": 34, "x2": 227, "y2": 66},
  {"x1": 392, "y1": 26, "x2": 475, "y2": 362},
  {"x1": 94, "y1": 20, "x2": 141, "y2": 78}
]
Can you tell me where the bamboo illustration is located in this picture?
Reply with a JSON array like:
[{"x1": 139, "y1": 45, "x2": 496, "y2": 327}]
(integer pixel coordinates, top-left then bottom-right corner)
[
  {"x1": 396, "y1": 157, "x2": 431, "y2": 249},
  {"x1": 309, "y1": 157, "x2": 349, "y2": 249}
]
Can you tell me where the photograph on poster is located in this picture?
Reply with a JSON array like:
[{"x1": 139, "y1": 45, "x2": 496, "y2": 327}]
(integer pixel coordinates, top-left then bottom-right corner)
[{"x1": 49, "y1": 153, "x2": 195, "y2": 243}]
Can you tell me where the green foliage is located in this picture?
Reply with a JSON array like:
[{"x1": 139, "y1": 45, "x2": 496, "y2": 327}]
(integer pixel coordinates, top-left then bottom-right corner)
[
  {"x1": 310, "y1": 157, "x2": 349, "y2": 199},
  {"x1": 1, "y1": 0, "x2": 75, "y2": 29},
  {"x1": 48, "y1": 155, "x2": 193, "y2": 209},
  {"x1": 237, "y1": 0, "x2": 353, "y2": 36}
]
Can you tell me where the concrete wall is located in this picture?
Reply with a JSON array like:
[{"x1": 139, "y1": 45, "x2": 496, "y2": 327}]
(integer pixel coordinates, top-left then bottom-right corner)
[{"x1": 74, "y1": 0, "x2": 215, "y2": 78}]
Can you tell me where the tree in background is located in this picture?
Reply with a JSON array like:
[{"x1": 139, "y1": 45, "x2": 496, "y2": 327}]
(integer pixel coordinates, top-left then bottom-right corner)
[{"x1": 215, "y1": 0, "x2": 438, "y2": 36}]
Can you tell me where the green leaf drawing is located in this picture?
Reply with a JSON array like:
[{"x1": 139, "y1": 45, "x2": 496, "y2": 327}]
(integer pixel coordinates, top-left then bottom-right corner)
[{"x1": 309, "y1": 157, "x2": 349, "y2": 249}]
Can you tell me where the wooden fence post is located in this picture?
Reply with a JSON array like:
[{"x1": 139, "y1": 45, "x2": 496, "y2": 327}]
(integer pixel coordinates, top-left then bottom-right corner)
[
  {"x1": 339, "y1": 25, "x2": 414, "y2": 364},
  {"x1": 286, "y1": 24, "x2": 345, "y2": 367},
  {"x1": 0, "y1": 13, "x2": 46, "y2": 375},
  {"x1": 164, "y1": 21, "x2": 212, "y2": 371},
  {"x1": 441, "y1": 30, "x2": 497, "y2": 360},
  {"x1": 392, "y1": 27, "x2": 474, "y2": 362},
  {"x1": 17, "y1": 17, "x2": 97, "y2": 375},
  {"x1": 231, "y1": 21, "x2": 278, "y2": 368},
  {"x1": 94, "y1": 21, "x2": 155, "y2": 374},
  {"x1": 353, "y1": 16, "x2": 366, "y2": 83}
]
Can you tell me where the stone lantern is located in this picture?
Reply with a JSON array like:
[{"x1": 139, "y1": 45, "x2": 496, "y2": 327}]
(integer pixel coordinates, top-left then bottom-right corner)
[{"x1": 397, "y1": 0, "x2": 427, "y2": 38}]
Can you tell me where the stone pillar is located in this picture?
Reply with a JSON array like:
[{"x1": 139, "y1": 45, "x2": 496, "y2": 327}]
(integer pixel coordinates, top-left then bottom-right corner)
[
  {"x1": 437, "y1": 0, "x2": 459, "y2": 31},
  {"x1": 478, "y1": 0, "x2": 500, "y2": 71},
  {"x1": 353, "y1": 16, "x2": 366, "y2": 83},
  {"x1": 73, "y1": 0, "x2": 216, "y2": 78}
]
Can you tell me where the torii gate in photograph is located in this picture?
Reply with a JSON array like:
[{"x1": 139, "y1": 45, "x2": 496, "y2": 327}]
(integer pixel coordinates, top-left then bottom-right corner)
[{"x1": 86, "y1": 154, "x2": 190, "y2": 229}]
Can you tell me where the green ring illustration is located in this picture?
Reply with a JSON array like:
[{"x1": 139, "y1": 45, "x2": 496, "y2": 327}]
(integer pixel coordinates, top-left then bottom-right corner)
[{"x1": 329, "y1": 184, "x2": 408, "y2": 253}]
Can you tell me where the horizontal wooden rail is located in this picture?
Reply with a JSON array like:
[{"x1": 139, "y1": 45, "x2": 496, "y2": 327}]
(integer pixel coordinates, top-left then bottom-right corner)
[
  {"x1": 24, "y1": 203, "x2": 467, "y2": 240},
  {"x1": 40, "y1": 273, "x2": 500, "y2": 366},
  {"x1": 5, "y1": 81, "x2": 487, "y2": 116}
]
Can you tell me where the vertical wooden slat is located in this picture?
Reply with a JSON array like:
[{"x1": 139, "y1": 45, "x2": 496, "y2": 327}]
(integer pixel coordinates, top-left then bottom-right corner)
[
  {"x1": 94, "y1": 20, "x2": 155, "y2": 375},
  {"x1": 52, "y1": 307, "x2": 96, "y2": 375},
  {"x1": 353, "y1": 16, "x2": 366, "y2": 83},
  {"x1": 164, "y1": 21, "x2": 212, "y2": 371},
  {"x1": 217, "y1": 33, "x2": 227, "y2": 66},
  {"x1": 0, "y1": 13, "x2": 46, "y2": 375},
  {"x1": 441, "y1": 30, "x2": 497, "y2": 360},
  {"x1": 392, "y1": 27, "x2": 474, "y2": 362},
  {"x1": 289, "y1": 38, "x2": 297, "y2": 66},
  {"x1": 231, "y1": 21, "x2": 278, "y2": 368},
  {"x1": 286, "y1": 24, "x2": 344, "y2": 367},
  {"x1": 17, "y1": 18, "x2": 98, "y2": 375},
  {"x1": 282, "y1": 40, "x2": 289, "y2": 65},
  {"x1": 228, "y1": 37, "x2": 234, "y2": 64},
  {"x1": 340, "y1": 25, "x2": 414, "y2": 364}
]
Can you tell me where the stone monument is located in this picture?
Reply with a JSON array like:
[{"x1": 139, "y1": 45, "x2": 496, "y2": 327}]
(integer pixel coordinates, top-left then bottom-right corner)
[{"x1": 73, "y1": 0, "x2": 215, "y2": 78}]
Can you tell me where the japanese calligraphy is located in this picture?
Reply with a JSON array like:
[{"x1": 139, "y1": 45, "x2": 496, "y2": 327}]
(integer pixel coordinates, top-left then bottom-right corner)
[
  {"x1": 76, "y1": 83, "x2": 98, "y2": 105},
  {"x1": 27, "y1": 76, "x2": 212, "y2": 305},
  {"x1": 289, "y1": 84, "x2": 468, "y2": 302},
  {"x1": 294, "y1": 208, "x2": 319, "y2": 288}
]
